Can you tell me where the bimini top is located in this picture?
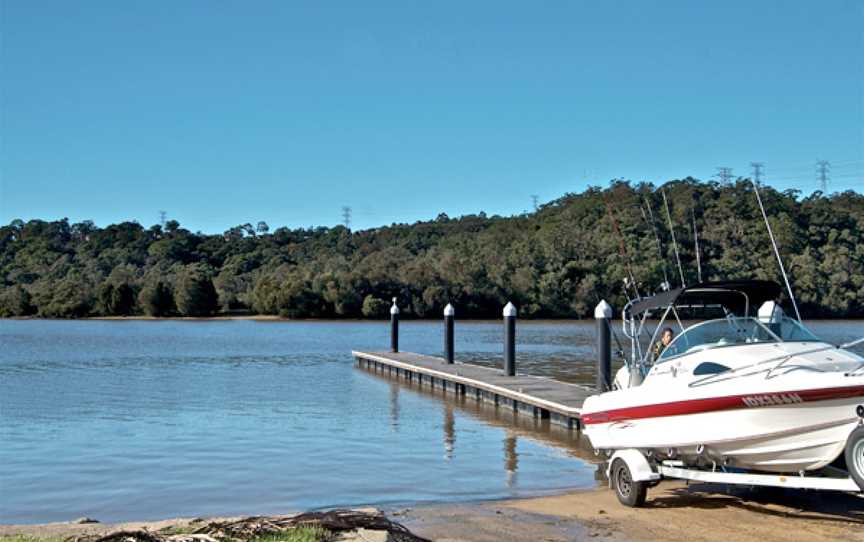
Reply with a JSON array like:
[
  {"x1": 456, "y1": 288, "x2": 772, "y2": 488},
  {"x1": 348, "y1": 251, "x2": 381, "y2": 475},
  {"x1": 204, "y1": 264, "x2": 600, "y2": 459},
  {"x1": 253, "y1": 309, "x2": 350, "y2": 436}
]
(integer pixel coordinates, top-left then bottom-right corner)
[{"x1": 629, "y1": 280, "x2": 782, "y2": 317}]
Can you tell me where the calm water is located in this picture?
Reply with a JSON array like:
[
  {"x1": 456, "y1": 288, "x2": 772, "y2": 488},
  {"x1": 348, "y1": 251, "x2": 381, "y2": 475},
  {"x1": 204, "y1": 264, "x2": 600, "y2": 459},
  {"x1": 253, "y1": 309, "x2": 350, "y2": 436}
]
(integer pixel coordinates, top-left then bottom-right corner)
[{"x1": 0, "y1": 319, "x2": 861, "y2": 524}]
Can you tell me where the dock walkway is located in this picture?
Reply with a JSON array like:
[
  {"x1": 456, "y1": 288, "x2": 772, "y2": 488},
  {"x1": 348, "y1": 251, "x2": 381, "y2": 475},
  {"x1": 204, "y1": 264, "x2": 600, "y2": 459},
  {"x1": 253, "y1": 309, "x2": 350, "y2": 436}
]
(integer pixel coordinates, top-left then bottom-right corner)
[{"x1": 352, "y1": 350, "x2": 592, "y2": 429}]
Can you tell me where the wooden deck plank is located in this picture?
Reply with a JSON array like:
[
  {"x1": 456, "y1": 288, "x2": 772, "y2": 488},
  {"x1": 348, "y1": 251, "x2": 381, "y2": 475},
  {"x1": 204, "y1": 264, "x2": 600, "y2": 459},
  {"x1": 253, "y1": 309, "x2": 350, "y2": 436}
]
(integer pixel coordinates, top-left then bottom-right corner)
[{"x1": 352, "y1": 350, "x2": 592, "y2": 422}]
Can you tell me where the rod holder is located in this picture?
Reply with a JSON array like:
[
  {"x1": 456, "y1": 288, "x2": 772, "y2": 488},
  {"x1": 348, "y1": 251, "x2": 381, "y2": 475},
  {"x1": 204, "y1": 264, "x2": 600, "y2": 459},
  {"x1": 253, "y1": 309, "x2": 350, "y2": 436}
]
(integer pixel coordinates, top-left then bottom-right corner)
[
  {"x1": 444, "y1": 303, "x2": 455, "y2": 364},
  {"x1": 595, "y1": 300, "x2": 613, "y2": 392},
  {"x1": 503, "y1": 302, "x2": 517, "y2": 376},
  {"x1": 390, "y1": 297, "x2": 399, "y2": 353}
]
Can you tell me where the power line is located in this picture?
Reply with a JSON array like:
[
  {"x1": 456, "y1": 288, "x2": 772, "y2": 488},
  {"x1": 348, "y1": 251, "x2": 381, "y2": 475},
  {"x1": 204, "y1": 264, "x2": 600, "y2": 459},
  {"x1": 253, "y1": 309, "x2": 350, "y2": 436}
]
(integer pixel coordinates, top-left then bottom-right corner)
[
  {"x1": 816, "y1": 160, "x2": 830, "y2": 192},
  {"x1": 750, "y1": 162, "x2": 765, "y2": 185},
  {"x1": 715, "y1": 167, "x2": 734, "y2": 184},
  {"x1": 341, "y1": 206, "x2": 352, "y2": 229}
]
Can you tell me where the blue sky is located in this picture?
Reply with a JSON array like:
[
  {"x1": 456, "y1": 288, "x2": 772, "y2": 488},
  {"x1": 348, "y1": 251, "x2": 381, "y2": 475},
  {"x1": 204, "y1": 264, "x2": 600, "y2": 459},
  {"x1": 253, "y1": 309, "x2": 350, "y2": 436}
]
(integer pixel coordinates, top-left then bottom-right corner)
[{"x1": 1, "y1": 1, "x2": 862, "y2": 232}]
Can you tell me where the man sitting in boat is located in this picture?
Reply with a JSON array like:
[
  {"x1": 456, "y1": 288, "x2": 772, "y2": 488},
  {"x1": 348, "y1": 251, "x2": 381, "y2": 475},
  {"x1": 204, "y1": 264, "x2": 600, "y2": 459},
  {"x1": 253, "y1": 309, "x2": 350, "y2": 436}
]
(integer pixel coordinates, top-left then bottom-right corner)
[{"x1": 652, "y1": 327, "x2": 674, "y2": 361}]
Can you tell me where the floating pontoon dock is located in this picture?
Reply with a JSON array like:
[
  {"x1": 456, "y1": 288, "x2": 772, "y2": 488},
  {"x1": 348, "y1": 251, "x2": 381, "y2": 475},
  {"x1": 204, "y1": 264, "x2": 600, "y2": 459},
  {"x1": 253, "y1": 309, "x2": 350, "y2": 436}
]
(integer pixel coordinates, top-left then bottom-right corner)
[{"x1": 352, "y1": 351, "x2": 591, "y2": 429}]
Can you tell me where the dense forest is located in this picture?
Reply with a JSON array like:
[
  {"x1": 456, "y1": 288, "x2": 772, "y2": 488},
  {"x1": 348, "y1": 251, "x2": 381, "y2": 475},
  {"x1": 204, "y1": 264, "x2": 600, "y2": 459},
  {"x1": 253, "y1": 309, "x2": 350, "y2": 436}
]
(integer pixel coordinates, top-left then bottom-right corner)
[{"x1": 1, "y1": 179, "x2": 863, "y2": 319}]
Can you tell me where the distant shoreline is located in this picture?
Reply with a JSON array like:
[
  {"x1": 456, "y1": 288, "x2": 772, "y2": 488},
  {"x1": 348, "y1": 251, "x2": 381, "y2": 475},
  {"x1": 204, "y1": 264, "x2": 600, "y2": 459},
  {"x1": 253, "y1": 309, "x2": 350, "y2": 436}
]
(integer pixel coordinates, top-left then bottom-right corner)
[{"x1": 2, "y1": 315, "x2": 863, "y2": 322}]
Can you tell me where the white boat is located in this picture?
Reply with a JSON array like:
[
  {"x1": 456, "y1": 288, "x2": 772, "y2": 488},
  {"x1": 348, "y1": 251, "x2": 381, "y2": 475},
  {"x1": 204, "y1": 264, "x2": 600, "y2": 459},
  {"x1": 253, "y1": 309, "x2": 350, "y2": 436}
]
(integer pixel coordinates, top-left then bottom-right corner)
[{"x1": 581, "y1": 280, "x2": 864, "y2": 505}]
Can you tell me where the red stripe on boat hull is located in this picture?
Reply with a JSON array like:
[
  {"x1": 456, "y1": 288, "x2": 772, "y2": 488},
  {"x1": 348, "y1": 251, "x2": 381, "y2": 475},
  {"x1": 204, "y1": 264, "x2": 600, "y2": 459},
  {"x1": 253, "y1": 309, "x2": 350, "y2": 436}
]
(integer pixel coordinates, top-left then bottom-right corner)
[{"x1": 581, "y1": 385, "x2": 864, "y2": 425}]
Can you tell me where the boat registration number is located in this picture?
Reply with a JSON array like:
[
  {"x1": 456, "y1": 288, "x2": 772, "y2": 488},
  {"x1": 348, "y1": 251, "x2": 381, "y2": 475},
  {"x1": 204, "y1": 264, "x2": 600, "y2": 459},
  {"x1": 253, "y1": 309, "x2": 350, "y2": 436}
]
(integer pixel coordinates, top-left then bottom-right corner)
[{"x1": 741, "y1": 393, "x2": 803, "y2": 407}]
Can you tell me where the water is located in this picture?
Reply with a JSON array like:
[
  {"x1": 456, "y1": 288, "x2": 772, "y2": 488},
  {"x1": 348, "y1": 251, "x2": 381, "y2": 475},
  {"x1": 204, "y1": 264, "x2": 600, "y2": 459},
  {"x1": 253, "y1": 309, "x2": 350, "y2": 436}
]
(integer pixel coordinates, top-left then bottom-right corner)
[{"x1": 0, "y1": 319, "x2": 860, "y2": 524}]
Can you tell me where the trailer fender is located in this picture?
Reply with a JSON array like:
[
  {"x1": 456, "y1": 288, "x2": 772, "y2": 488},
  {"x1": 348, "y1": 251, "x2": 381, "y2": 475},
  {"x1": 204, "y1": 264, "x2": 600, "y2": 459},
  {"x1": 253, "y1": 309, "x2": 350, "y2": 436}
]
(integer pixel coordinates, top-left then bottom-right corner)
[{"x1": 607, "y1": 450, "x2": 661, "y2": 484}]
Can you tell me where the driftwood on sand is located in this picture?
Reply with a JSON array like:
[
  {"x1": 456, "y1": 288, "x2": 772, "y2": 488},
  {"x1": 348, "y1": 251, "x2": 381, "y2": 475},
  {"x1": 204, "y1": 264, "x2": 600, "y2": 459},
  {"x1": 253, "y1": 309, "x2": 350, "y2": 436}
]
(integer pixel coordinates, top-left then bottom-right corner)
[{"x1": 70, "y1": 510, "x2": 429, "y2": 542}]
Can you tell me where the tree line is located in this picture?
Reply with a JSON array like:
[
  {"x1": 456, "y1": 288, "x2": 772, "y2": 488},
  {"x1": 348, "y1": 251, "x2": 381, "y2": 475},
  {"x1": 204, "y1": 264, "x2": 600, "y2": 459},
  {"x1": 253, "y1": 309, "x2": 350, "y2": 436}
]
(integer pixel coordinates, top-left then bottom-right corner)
[{"x1": 1, "y1": 179, "x2": 862, "y2": 319}]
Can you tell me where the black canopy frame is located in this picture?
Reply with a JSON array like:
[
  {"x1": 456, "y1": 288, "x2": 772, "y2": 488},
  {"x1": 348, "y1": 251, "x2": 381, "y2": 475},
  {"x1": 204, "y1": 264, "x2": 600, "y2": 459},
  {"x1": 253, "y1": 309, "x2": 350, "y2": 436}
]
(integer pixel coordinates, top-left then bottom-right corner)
[
  {"x1": 628, "y1": 280, "x2": 782, "y2": 318},
  {"x1": 622, "y1": 280, "x2": 783, "y2": 372}
]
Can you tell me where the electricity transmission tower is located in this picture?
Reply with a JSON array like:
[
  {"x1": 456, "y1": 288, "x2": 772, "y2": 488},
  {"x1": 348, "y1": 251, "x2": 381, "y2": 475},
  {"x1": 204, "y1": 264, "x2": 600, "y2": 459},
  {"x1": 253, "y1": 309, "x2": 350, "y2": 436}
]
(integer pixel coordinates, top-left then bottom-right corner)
[
  {"x1": 750, "y1": 162, "x2": 765, "y2": 185},
  {"x1": 159, "y1": 210, "x2": 167, "y2": 228},
  {"x1": 531, "y1": 195, "x2": 539, "y2": 212},
  {"x1": 816, "y1": 160, "x2": 830, "y2": 192},
  {"x1": 341, "y1": 206, "x2": 352, "y2": 229},
  {"x1": 715, "y1": 167, "x2": 734, "y2": 184}
]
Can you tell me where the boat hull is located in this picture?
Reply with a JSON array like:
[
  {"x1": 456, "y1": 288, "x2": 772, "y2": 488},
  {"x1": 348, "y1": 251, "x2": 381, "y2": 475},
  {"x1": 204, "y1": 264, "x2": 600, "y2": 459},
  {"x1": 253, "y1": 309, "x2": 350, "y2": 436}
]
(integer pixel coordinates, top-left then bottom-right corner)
[{"x1": 585, "y1": 396, "x2": 862, "y2": 473}]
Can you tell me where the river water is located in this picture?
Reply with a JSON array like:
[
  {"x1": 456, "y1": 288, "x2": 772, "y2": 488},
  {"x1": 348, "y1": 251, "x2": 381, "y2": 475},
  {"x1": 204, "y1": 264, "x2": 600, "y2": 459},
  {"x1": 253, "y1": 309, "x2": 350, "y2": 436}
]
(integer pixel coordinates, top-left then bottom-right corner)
[{"x1": 0, "y1": 319, "x2": 861, "y2": 523}]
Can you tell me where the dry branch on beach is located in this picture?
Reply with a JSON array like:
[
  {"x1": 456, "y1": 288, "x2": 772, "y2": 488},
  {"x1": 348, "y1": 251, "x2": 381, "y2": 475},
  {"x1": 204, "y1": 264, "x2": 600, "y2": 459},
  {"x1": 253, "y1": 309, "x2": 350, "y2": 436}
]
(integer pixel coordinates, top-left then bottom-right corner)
[{"x1": 68, "y1": 511, "x2": 429, "y2": 542}]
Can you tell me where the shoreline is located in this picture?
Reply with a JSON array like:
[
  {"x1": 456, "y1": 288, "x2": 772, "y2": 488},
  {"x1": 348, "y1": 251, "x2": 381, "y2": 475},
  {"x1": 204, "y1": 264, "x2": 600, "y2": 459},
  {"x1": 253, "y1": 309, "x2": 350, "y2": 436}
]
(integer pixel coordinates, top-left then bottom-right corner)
[
  {"x1": 4, "y1": 315, "x2": 864, "y2": 322},
  {"x1": 3, "y1": 482, "x2": 862, "y2": 542}
]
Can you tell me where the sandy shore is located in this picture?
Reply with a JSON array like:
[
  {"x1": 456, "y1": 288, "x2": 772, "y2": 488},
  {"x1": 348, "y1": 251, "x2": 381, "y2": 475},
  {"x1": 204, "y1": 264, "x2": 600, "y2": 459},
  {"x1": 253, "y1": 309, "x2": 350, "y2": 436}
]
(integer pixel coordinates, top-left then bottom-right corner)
[
  {"x1": 3, "y1": 482, "x2": 862, "y2": 542},
  {"x1": 399, "y1": 481, "x2": 864, "y2": 541}
]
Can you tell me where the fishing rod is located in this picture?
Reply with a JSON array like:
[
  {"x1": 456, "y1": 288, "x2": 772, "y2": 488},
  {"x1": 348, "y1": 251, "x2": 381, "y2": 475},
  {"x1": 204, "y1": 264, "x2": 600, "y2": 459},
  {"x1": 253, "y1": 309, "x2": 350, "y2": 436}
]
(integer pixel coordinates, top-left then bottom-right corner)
[
  {"x1": 602, "y1": 193, "x2": 642, "y2": 300},
  {"x1": 750, "y1": 180, "x2": 802, "y2": 321},
  {"x1": 661, "y1": 189, "x2": 687, "y2": 288},
  {"x1": 641, "y1": 194, "x2": 671, "y2": 290},
  {"x1": 691, "y1": 206, "x2": 703, "y2": 283}
]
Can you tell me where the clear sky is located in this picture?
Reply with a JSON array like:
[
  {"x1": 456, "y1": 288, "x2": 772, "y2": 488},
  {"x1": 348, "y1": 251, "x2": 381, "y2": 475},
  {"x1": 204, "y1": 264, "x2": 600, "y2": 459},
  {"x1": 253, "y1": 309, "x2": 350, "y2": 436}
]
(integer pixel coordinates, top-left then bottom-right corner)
[{"x1": 1, "y1": 1, "x2": 862, "y2": 232}]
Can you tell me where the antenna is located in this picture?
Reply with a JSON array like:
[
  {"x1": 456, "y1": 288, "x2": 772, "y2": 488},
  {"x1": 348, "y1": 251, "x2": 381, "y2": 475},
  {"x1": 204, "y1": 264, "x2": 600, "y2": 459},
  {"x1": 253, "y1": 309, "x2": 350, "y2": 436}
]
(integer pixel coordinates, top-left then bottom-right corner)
[
  {"x1": 715, "y1": 167, "x2": 734, "y2": 184},
  {"x1": 750, "y1": 162, "x2": 764, "y2": 185},
  {"x1": 531, "y1": 195, "x2": 539, "y2": 211},
  {"x1": 341, "y1": 206, "x2": 352, "y2": 229},
  {"x1": 661, "y1": 189, "x2": 686, "y2": 288},
  {"x1": 750, "y1": 180, "x2": 802, "y2": 321},
  {"x1": 816, "y1": 160, "x2": 830, "y2": 192},
  {"x1": 641, "y1": 195, "x2": 670, "y2": 289}
]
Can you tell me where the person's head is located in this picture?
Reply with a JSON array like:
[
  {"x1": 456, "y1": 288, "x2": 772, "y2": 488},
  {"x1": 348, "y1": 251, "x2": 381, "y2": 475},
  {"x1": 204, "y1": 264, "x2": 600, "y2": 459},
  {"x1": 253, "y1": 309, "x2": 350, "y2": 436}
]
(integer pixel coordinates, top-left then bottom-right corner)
[{"x1": 661, "y1": 327, "x2": 674, "y2": 346}]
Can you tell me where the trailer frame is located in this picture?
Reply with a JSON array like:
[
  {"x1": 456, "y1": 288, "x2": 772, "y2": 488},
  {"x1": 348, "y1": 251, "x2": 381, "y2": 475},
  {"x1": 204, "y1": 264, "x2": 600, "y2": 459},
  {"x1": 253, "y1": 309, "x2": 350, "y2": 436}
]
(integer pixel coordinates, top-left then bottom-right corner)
[{"x1": 607, "y1": 449, "x2": 862, "y2": 507}]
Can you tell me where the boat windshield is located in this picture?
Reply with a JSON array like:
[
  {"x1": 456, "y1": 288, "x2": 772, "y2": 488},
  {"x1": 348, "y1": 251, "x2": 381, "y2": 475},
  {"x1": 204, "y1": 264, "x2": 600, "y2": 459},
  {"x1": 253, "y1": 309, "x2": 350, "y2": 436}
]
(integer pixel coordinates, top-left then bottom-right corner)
[
  {"x1": 656, "y1": 317, "x2": 791, "y2": 362},
  {"x1": 768, "y1": 316, "x2": 821, "y2": 342}
]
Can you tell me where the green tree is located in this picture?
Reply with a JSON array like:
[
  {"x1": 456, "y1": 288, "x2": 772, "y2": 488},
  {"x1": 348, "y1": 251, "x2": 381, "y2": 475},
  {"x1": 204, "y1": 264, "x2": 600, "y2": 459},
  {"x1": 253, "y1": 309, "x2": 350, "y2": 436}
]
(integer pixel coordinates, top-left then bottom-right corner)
[
  {"x1": 96, "y1": 283, "x2": 116, "y2": 315},
  {"x1": 174, "y1": 265, "x2": 219, "y2": 316},
  {"x1": 2, "y1": 181, "x2": 863, "y2": 320},
  {"x1": 38, "y1": 274, "x2": 93, "y2": 318},
  {"x1": 96, "y1": 282, "x2": 136, "y2": 315},
  {"x1": 0, "y1": 285, "x2": 34, "y2": 316},
  {"x1": 138, "y1": 281, "x2": 175, "y2": 316},
  {"x1": 361, "y1": 295, "x2": 389, "y2": 318},
  {"x1": 111, "y1": 283, "x2": 136, "y2": 315}
]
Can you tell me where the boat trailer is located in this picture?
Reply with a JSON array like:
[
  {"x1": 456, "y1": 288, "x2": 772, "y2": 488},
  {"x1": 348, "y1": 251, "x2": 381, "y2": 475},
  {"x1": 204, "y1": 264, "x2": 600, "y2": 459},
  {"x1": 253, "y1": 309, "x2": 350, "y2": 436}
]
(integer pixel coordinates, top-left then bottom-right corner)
[{"x1": 606, "y1": 447, "x2": 863, "y2": 507}]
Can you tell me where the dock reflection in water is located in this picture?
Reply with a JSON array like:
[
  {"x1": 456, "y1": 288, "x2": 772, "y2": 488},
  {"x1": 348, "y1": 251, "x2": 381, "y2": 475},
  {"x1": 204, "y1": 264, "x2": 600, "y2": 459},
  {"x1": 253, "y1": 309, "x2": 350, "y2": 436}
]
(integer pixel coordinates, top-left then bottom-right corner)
[
  {"x1": 504, "y1": 433, "x2": 518, "y2": 488},
  {"x1": 374, "y1": 362, "x2": 605, "y2": 483},
  {"x1": 443, "y1": 405, "x2": 455, "y2": 461}
]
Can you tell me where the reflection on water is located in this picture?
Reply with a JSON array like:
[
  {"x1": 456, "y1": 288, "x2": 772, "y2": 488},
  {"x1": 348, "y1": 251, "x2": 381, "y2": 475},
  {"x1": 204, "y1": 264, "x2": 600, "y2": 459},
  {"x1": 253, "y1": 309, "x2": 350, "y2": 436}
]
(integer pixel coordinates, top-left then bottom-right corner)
[
  {"x1": 391, "y1": 374, "x2": 603, "y2": 490},
  {"x1": 504, "y1": 434, "x2": 518, "y2": 488},
  {"x1": 0, "y1": 318, "x2": 857, "y2": 524},
  {"x1": 443, "y1": 405, "x2": 455, "y2": 461},
  {"x1": 389, "y1": 382, "x2": 400, "y2": 432},
  {"x1": 0, "y1": 320, "x2": 602, "y2": 524}
]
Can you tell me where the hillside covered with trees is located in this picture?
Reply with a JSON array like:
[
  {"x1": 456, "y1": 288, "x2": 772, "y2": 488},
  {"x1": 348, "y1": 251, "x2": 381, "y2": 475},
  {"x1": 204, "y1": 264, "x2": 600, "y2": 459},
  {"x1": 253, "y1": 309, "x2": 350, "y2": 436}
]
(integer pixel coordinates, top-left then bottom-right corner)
[{"x1": 1, "y1": 179, "x2": 863, "y2": 319}]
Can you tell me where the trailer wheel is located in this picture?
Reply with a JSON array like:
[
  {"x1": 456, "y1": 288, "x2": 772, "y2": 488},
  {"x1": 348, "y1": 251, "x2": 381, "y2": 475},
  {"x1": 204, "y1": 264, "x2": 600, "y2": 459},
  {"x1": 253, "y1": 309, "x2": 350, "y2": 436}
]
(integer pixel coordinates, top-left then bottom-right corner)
[
  {"x1": 846, "y1": 425, "x2": 864, "y2": 491},
  {"x1": 611, "y1": 458, "x2": 647, "y2": 507}
]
